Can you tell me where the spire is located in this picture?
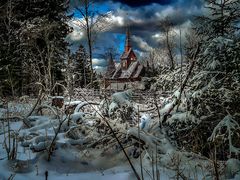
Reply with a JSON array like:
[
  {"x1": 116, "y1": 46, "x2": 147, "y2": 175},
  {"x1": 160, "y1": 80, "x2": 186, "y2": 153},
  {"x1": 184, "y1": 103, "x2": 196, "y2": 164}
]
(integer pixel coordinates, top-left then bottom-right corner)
[
  {"x1": 124, "y1": 26, "x2": 131, "y2": 53},
  {"x1": 105, "y1": 53, "x2": 115, "y2": 77},
  {"x1": 108, "y1": 53, "x2": 115, "y2": 69}
]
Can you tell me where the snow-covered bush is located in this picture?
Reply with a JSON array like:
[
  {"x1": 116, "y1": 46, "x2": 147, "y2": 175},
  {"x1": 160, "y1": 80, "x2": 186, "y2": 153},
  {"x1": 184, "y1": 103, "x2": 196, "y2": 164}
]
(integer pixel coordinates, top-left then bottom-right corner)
[
  {"x1": 209, "y1": 115, "x2": 240, "y2": 157},
  {"x1": 111, "y1": 89, "x2": 132, "y2": 106},
  {"x1": 151, "y1": 65, "x2": 189, "y2": 92},
  {"x1": 108, "y1": 90, "x2": 134, "y2": 119},
  {"x1": 179, "y1": 34, "x2": 240, "y2": 157},
  {"x1": 98, "y1": 98, "x2": 110, "y2": 116},
  {"x1": 225, "y1": 158, "x2": 240, "y2": 179},
  {"x1": 166, "y1": 111, "x2": 198, "y2": 126}
]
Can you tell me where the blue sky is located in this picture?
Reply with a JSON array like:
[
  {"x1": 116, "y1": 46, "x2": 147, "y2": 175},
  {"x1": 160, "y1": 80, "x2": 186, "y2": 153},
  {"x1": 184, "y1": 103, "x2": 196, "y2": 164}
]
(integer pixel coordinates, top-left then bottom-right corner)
[{"x1": 67, "y1": 0, "x2": 204, "y2": 71}]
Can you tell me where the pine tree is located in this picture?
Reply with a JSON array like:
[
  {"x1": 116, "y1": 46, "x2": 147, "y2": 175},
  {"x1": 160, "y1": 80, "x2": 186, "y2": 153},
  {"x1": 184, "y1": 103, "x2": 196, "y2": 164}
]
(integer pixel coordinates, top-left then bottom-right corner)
[
  {"x1": 0, "y1": 0, "x2": 22, "y2": 96},
  {"x1": 73, "y1": 45, "x2": 96, "y2": 88},
  {"x1": 19, "y1": 0, "x2": 71, "y2": 95},
  {"x1": 193, "y1": 0, "x2": 240, "y2": 86},
  {"x1": 195, "y1": 0, "x2": 240, "y2": 39},
  {"x1": 183, "y1": 0, "x2": 240, "y2": 158},
  {"x1": 0, "y1": 0, "x2": 71, "y2": 96}
]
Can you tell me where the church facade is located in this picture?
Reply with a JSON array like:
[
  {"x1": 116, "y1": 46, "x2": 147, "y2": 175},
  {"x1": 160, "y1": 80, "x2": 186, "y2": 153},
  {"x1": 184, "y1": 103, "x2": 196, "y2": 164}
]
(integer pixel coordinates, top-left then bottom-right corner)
[{"x1": 104, "y1": 28, "x2": 145, "y2": 90}]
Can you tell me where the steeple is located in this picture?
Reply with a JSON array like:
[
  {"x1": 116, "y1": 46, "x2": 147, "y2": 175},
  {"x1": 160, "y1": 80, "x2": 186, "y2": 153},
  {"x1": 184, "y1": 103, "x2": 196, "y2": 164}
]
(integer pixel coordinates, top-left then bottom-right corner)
[
  {"x1": 105, "y1": 53, "x2": 116, "y2": 77},
  {"x1": 124, "y1": 27, "x2": 131, "y2": 53}
]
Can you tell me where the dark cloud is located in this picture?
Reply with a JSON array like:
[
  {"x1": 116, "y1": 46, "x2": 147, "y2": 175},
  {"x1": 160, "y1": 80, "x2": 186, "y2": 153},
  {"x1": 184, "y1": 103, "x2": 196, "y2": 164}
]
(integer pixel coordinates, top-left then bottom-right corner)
[
  {"x1": 71, "y1": 0, "x2": 174, "y2": 7},
  {"x1": 68, "y1": 0, "x2": 204, "y2": 62},
  {"x1": 111, "y1": 0, "x2": 174, "y2": 7},
  {"x1": 106, "y1": 3, "x2": 202, "y2": 51}
]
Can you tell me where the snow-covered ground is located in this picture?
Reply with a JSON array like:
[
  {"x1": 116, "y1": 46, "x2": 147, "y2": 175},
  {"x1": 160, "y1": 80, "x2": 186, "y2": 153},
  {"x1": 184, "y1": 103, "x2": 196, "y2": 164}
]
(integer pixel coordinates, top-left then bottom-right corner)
[{"x1": 0, "y1": 92, "x2": 239, "y2": 180}]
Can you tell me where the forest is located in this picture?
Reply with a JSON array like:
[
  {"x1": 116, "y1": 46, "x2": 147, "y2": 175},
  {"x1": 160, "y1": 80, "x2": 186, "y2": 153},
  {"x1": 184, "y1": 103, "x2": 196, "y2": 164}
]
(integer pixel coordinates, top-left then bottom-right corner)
[{"x1": 0, "y1": 0, "x2": 239, "y2": 179}]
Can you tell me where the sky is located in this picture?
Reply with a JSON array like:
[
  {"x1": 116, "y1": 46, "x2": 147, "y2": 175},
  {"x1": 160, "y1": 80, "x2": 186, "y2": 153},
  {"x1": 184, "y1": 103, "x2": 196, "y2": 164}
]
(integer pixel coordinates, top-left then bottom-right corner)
[{"x1": 67, "y1": 0, "x2": 204, "y2": 72}]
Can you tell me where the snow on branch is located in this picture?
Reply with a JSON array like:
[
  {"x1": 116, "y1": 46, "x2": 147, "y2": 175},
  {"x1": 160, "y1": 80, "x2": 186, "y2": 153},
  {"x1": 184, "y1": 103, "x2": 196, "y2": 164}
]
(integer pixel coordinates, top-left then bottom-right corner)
[{"x1": 209, "y1": 115, "x2": 240, "y2": 156}]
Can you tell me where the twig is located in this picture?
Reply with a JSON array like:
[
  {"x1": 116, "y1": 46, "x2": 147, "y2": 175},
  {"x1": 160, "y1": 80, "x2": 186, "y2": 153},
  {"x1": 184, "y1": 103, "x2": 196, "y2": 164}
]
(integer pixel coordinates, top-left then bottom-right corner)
[
  {"x1": 47, "y1": 115, "x2": 68, "y2": 161},
  {"x1": 26, "y1": 87, "x2": 43, "y2": 117},
  {"x1": 35, "y1": 105, "x2": 60, "y2": 118},
  {"x1": 155, "y1": 143, "x2": 159, "y2": 180},
  {"x1": 153, "y1": 93, "x2": 161, "y2": 128},
  {"x1": 138, "y1": 106, "x2": 144, "y2": 180},
  {"x1": 152, "y1": 150, "x2": 155, "y2": 180}
]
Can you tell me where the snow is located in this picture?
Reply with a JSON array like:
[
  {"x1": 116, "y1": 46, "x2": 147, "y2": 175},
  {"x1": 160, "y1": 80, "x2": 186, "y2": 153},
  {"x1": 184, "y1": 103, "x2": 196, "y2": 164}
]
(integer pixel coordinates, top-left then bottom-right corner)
[
  {"x1": 173, "y1": 89, "x2": 180, "y2": 99},
  {"x1": 70, "y1": 112, "x2": 84, "y2": 123},
  {"x1": 0, "y1": 101, "x2": 33, "y2": 117},
  {"x1": 0, "y1": 154, "x2": 133, "y2": 180},
  {"x1": 51, "y1": 96, "x2": 64, "y2": 99},
  {"x1": 108, "y1": 101, "x2": 119, "y2": 115},
  {"x1": 208, "y1": 115, "x2": 240, "y2": 156},
  {"x1": 0, "y1": 94, "x2": 237, "y2": 180},
  {"x1": 111, "y1": 89, "x2": 132, "y2": 106},
  {"x1": 166, "y1": 111, "x2": 197, "y2": 125},
  {"x1": 108, "y1": 89, "x2": 133, "y2": 115},
  {"x1": 225, "y1": 158, "x2": 240, "y2": 179},
  {"x1": 64, "y1": 101, "x2": 82, "y2": 106},
  {"x1": 140, "y1": 114, "x2": 151, "y2": 131},
  {"x1": 0, "y1": 108, "x2": 6, "y2": 117}
]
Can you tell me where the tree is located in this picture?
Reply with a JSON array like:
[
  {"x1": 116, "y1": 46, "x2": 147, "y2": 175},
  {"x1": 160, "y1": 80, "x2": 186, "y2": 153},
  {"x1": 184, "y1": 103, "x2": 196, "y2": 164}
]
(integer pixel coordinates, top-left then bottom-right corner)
[
  {"x1": 100, "y1": 47, "x2": 119, "y2": 61},
  {"x1": 0, "y1": 0, "x2": 22, "y2": 96},
  {"x1": 181, "y1": 0, "x2": 240, "y2": 158},
  {"x1": 18, "y1": 0, "x2": 70, "y2": 95},
  {"x1": 195, "y1": 0, "x2": 240, "y2": 39},
  {"x1": 142, "y1": 48, "x2": 163, "y2": 76},
  {"x1": 0, "y1": 0, "x2": 71, "y2": 96},
  {"x1": 74, "y1": 0, "x2": 109, "y2": 88},
  {"x1": 184, "y1": 27, "x2": 201, "y2": 63},
  {"x1": 159, "y1": 17, "x2": 176, "y2": 70},
  {"x1": 193, "y1": 0, "x2": 240, "y2": 78},
  {"x1": 66, "y1": 44, "x2": 97, "y2": 90},
  {"x1": 20, "y1": 17, "x2": 67, "y2": 94},
  {"x1": 73, "y1": 45, "x2": 91, "y2": 88}
]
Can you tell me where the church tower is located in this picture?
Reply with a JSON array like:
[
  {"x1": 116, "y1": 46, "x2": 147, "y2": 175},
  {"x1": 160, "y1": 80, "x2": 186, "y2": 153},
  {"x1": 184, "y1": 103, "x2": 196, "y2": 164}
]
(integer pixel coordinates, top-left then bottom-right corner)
[{"x1": 120, "y1": 27, "x2": 137, "y2": 70}]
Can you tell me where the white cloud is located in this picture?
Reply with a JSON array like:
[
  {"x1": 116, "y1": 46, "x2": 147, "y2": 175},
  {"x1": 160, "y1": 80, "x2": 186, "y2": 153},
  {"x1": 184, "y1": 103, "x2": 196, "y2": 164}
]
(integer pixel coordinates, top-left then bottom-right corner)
[
  {"x1": 106, "y1": 12, "x2": 125, "y2": 26},
  {"x1": 152, "y1": 33, "x2": 164, "y2": 42},
  {"x1": 92, "y1": 58, "x2": 106, "y2": 66},
  {"x1": 94, "y1": 65, "x2": 106, "y2": 74},
  {"x1": 132, "y1": 35, "x2": 153, "y2": 51},
  {"x1": 155, "y1": 6, "x2": 174, "y2": 19},
  {"x1": 67, "y1": 18, "x2": 85, "y2": 41}
]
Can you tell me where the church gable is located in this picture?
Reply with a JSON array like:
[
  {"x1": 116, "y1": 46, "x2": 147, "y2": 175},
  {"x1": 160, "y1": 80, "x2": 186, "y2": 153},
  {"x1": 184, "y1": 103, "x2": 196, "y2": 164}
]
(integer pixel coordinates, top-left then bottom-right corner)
[
  {"x1": 121, "y1": 49, "x2": 136, "y2": 60},
  {"x1": 128, "y1": 50, "x2": 137, "y2": 61},
  {"x1": 120, "y1": 49, "x2": 137, "y2": 69}
]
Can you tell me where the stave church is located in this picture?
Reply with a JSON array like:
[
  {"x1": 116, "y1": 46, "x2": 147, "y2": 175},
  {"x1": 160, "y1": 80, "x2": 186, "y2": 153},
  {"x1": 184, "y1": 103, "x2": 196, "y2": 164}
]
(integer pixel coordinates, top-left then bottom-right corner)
[{"x1": 104, "y1": 28, "x2": 145, "y2": 90}]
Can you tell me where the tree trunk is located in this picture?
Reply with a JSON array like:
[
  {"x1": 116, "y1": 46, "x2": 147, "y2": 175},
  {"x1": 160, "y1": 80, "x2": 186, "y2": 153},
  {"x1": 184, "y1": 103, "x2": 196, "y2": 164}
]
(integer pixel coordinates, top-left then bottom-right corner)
[
  {"x1": 85, "y1": 3, "x2": 93, "y2": 88},
  {"x1": 166, "y1": 31, "x2": 174, "y2": 70}
]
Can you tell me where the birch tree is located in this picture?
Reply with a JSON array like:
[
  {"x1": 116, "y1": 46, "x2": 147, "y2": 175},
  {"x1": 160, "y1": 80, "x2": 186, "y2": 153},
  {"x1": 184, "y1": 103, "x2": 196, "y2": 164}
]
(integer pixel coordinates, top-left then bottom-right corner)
[{"x1": 74, "y1": 0, "x2": 109, "y2": 88}]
